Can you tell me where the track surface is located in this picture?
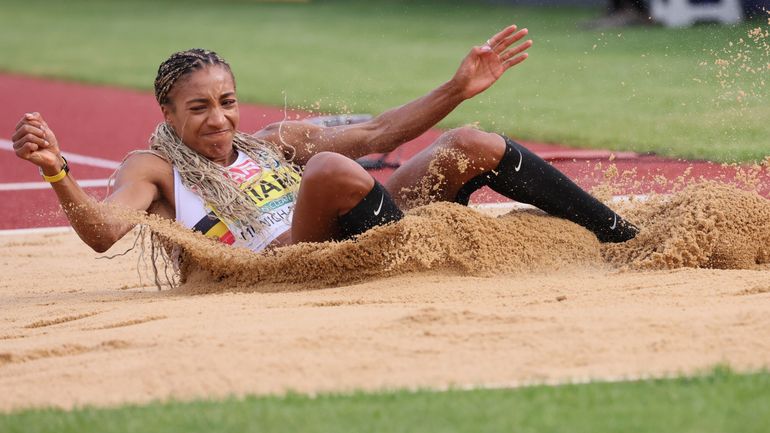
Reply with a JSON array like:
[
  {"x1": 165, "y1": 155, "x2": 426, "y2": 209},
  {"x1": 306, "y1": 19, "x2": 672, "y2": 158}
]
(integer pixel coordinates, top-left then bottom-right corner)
[{"x1": 1, "y1": 72, "x2": 762, "y2": 230}]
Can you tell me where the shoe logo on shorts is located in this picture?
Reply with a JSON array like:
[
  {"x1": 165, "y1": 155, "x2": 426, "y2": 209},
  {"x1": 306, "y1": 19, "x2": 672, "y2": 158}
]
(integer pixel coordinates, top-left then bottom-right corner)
[
  {"x1": 374, "y1": 193, "x2": 385, "y2": 216},
  {"x1": 514, "y1": 147, "x2": 523, "y2": 172},
  {"x1": 610, "y1": 214, "x2": 617, "y2": 230}
]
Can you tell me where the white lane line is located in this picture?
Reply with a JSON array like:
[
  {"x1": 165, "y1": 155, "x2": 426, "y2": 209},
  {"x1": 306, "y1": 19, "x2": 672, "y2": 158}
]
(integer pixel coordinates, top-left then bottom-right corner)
[
  {"x1": 0, "y1": 226, "x2": 72, "y2": 236},
  {"x1": 472, "y1": 194, "x2": 651, "y2": 211},
  {"x1": 0, "y1": 178, "x2": 110, "y2": 191},
  {"x1": 0, "y1": 139, "x2": 121, "y2": 169},
  {"x1": 472, "y1": 202, "x2": 536, "y2": 211}
]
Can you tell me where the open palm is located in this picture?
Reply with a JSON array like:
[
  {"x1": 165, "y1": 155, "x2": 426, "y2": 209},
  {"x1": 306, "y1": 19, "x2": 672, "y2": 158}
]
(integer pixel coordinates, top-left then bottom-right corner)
[{"x1": 453, "y1": 25, "x2": 532, "y2": 100}]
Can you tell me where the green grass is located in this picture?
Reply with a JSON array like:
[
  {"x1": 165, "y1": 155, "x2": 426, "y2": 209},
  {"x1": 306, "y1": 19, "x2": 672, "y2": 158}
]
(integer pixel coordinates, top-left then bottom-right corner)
[
  {"x1": 0, "y1": 0, "x2": 768, "y2": 161},
  {"x1": 2, "y1": 367, "x2": 769, "y2": 433}
]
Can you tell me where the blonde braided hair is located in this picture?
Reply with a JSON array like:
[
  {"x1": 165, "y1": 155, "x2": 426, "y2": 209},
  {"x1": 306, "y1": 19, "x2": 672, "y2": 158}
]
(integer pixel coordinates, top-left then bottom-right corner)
[{"x1": 150, "y1": 123, "x2": 301, "y2": 230}]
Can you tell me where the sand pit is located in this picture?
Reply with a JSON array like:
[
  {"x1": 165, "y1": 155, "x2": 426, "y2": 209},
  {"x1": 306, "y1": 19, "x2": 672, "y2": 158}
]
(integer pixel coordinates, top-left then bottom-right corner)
[{"x1": 1, "y1": 182, "x2": 769, "y2": 411}]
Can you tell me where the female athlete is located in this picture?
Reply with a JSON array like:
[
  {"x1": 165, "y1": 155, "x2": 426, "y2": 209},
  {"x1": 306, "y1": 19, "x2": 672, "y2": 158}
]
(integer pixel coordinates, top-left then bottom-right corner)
[{"x1": 12, "y1": 24, "x2": 637, "y2": 256}]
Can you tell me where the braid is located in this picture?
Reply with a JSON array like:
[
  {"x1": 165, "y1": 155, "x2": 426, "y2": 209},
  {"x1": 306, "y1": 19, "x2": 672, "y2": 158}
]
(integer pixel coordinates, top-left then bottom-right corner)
[
  {"x1": 154, "y1": 48, "x2": 233, "y2": 105},
  {"x1": 151, "y1": 49, "x2": 303, "y2": 234},
  {"x1": 150, "y1": 123, "x2": 302, "y2": 233}
]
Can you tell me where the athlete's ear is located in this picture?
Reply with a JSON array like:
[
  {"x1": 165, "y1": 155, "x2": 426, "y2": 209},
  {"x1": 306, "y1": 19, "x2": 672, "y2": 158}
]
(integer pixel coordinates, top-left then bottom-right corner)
[{"x1": 161, "y1": 104, "x2": 174, "y2": 127}]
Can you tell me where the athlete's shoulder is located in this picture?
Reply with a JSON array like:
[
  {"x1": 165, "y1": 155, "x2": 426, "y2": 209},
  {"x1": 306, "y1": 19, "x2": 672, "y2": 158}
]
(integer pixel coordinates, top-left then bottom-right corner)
[
  {"x1": 109, "y1": 150, "x2": 175, "y2": 209},
  {"x1": 117, "y1": 150, "x2": 173, "y2": 181},
  {"x1": 122, "y1": 150, "x2": 171, "y2": 167},
  {"x1": 122, "y1": 149, "x2": 170, "y2": 163}
]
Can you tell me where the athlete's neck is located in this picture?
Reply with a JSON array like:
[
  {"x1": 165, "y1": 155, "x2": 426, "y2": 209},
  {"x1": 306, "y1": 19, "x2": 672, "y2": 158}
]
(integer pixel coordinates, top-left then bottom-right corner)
[{"x1": 225, "y1": 149, "x2": 237, "y2": 166}]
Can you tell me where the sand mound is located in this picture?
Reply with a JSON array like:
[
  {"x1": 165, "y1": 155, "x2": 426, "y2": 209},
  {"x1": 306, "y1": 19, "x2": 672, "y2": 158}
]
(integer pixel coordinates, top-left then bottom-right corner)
[
  {"x1": 603, "y1": 182, "x2": 770, "y2": 270},
  {"x1": 131, "y1": 182, "x2": 769, "y2": 293},
  {"x1": 145, "y1": 202, "x2": 601, "y2": 294}
]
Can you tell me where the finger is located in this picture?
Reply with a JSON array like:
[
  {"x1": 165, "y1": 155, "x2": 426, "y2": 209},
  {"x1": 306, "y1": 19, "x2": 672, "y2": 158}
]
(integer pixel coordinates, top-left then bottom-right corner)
[
  {"x1": 503, "y1": 53, "x2": 529, "y2": 69},
  {"x1": 24, "y1": 112, "x2": 45, "y2": 129},
  {"x1": 11, "y1": 123, "x2": 44, "y2": 141},
  {"x1": 14, "y1": 119, "x2": 44, "y2": 135},
  {"x1": 15, "y1": 142, "x2": 40, "y2": 160},
  {"x1": 36, "y1": 118, "x2": 56, "y2": 144},
  {"x1": 15, "y1": 113, "x2": 43, "y2": 130},
  {"x1": 11, "y1": 124, "x2": 46, "y2": 143},
  {"x1": 39, "y1": 122, "x2": 48, "y2": 142},
  {"x1": 13, "y1": 133, "x2": 48, "y2": 150},
  {"x1": 500, "y1": 40, "x2": 533, "y2": 61},
  {"x1": 22, "y1": 112, "x2": 42, "y2": 124},
  {"x1": 25, "y1": 133, "x2": 49, "y2": 148},
  {"x1": 494, "y1": 28, "x2": 529, "y2": 53},
  {"x1": 487, "y1": 24, "x2": 518, "y2": 49}
]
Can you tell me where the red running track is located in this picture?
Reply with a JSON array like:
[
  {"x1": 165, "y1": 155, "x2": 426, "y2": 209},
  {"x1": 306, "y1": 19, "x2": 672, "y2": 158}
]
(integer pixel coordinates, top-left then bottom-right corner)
[{"x1": 1, "y1": 72, "x2": 766, "y2": 231}]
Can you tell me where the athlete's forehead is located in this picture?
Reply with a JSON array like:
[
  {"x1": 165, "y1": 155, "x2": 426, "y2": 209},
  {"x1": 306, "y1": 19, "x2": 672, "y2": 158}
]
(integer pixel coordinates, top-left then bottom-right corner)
[{"x1": 170, "y1": 66, "x2": 236, "y2": 104}]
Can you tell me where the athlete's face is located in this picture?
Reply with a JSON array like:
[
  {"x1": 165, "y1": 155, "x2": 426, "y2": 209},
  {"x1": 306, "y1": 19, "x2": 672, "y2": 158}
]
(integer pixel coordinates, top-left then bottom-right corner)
[{"x1": 162, "y1": 65, "x2": 240, "y2": 166}]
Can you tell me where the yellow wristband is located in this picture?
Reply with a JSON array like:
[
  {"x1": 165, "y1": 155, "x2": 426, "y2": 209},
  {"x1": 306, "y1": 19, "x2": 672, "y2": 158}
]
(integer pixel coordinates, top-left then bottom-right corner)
[
  {"x1": 42, "y1": 169, "x2": 68, "y2": 183},
  {"x1": 41, "y1": 156, "x2": 70, "y2": 183}
]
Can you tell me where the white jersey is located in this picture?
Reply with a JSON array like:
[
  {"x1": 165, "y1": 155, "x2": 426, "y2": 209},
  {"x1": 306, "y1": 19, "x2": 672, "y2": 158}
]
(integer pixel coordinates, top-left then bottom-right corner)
[{"x1": 174, "y1": 150, "x2": 300, "y2": 252}]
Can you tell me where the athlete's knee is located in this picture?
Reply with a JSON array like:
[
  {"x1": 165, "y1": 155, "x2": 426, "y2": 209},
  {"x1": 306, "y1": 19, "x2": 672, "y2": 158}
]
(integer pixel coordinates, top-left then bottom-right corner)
[
  {"x1": 304, "y1": 152, "x2": 366, "y2": 183},
  {"x1": 443, "y1": 127, "x2": 504, "y2": 163},
  {"x1": 445, "y1": 126, "x2": 488, "y2": 143},
  {"x1": 446, "y1": 126, "x2": 505, "y2": 158},
  {"x1": 302, "y1": 151, "x2": 373, "y2": 198}
]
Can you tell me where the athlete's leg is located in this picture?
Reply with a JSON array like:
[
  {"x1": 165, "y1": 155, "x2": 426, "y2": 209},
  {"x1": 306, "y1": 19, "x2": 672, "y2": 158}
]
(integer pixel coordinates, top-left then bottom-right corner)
[
  {"x1": 471, "y1": 136, "x2": 638, "y2": 242},
  {"x1": 292, "y1": 152, "x2": 402, "y2": 243},
  {"x1": 387, "y1": 127, "x2": 638, "y2": 242}
]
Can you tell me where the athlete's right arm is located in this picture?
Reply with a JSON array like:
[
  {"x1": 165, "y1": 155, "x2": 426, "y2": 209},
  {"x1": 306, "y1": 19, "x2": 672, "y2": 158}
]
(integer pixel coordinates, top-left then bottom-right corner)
[{"x1": 12, "y1": 113, "x2": 167, "y2": 253}]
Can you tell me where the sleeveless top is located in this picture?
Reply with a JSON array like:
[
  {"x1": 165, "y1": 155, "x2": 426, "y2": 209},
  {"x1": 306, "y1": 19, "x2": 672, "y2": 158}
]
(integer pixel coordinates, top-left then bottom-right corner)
[{"x1": 174, "y1": 150, "x2": 301, "y2": 252}]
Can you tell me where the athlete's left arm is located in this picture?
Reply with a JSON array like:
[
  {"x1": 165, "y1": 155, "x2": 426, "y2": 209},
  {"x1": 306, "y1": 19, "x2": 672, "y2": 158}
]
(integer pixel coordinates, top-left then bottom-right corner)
[{"x1": 254, "y1": 24, "x2": 532, "y2": 166}]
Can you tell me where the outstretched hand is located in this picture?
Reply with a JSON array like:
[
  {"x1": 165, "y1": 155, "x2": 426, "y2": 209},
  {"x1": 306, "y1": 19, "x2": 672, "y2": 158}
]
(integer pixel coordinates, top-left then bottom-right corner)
[{"x1": 452, "y1": 25, "x2": 533, "y2": 100}]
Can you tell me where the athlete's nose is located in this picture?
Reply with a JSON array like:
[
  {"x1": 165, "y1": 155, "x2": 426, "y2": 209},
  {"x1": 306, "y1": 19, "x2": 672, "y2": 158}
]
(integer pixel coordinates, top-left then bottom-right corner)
[{"x1": 207, "y1": 105, "x2": 227, "y2": 129}]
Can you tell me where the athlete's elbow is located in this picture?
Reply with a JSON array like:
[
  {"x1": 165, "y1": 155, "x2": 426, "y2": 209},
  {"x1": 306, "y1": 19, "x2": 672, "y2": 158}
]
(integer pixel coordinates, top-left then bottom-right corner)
[
  {"x1": 84, "y1": 233, "x2": 120, "y2": 253},
  {"x1": 90, "y1": 243, "x2": 110, "y2": 254},
  {"x1": 88, "y1": 240, "x2": 112, "y2": 254}
]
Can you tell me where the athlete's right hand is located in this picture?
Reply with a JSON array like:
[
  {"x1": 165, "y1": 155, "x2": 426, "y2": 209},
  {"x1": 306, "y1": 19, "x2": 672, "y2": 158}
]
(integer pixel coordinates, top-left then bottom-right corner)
[{"x1": 12, "y1": 112, "x2": 64, "y2": 175}]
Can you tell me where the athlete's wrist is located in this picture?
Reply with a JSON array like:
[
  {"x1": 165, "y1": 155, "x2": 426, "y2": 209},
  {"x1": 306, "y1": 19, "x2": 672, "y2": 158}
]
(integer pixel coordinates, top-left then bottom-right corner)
[
  {"x1": 39, "y1": 155, "x2": 69, "y2": 180},
  {"x1": 39, "y1": 154, "x2": 64, "y2": 174},
  {"x1": 442, "y1": 79, "x2": 466, "y2": 102}
]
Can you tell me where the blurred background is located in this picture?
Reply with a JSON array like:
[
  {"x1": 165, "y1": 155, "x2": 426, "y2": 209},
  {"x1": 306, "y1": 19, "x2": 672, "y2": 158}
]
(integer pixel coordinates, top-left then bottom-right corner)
[{"x1": 1, "y1": 0, "x2": 768, "y2": 162}]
